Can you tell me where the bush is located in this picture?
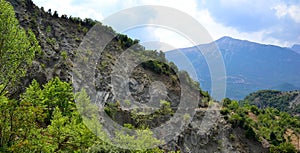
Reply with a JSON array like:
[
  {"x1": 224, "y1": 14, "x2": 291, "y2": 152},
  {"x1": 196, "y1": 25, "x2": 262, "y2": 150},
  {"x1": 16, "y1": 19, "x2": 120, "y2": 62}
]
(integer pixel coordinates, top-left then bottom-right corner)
[
  {"x1": 270, "y1": 142, "x2": 296, "y2": 153},
  {"x1": 229, "y1": 134, "x2": 235, "y2": 141},
  {"x1": 220, "y1": 107, "x2": 230, "y2": 115},
  {"x1": 245, "y1": 127, "x2": 256, "y2": 139}
]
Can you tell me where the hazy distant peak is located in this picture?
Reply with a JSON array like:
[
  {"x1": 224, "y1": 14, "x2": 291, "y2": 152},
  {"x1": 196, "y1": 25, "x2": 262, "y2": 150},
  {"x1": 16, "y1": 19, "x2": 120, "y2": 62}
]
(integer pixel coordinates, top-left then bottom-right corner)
[
  {"x1": 166, "y1": 36, "x2": 300, "y2": 99},
  {"x1": 214, "y1": 36, "x2": 292, "y2": 52},
  {"x1": 292, "y1": 44, "x2": 300, "y2": 49},
  {"x1": 216, "y1": 36, "x2": 237, "y2": 43},
  {"x1": 215, "y1": 36, "x2": 252, "y2": 46},
  {"x1": 214, "y1": 36, "x2": 258, "y2": 50},
  {"x1": 291, "y1": 44, "x2": 300, "y2": 54}
]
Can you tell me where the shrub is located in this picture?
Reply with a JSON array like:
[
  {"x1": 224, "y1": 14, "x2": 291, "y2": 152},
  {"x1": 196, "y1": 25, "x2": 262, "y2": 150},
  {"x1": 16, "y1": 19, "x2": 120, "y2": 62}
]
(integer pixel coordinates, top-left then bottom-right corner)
[{"x1": 270, "y1": 142, "x2": 296, "y2": 153}]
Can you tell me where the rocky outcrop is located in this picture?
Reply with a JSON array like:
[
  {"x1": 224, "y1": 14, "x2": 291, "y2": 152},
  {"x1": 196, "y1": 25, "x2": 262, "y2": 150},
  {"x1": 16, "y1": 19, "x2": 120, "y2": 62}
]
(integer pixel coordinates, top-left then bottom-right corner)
[
  {"x1": 7, "y1": 0, "x2": 267, "y2": 152},
  {"x1": 162, "y1": 108, "x2": 268, "y2": 153},
  {"x1": 8, "y1": 0, "x2": 87, "y2": 94}
]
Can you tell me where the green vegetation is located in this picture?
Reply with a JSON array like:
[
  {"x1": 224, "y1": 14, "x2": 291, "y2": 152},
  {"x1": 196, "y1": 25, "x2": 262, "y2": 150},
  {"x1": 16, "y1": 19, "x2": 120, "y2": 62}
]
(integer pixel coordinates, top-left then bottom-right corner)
[
  {"x1": 270, "y1": 142, "x2": 297, "y2": 153},
  {"x1": 222, "y1": 98, "x2": 300, "y2": 152},
  {"x1": 0, "y1": 78, "x2": 92, "y2": 152},
  {"x1": 117, "y1": 34, "x2": 140, "y2": 50},
  {"x1": 61, "y1": 51, "x2": 68, "y2": 60},
  {"x1": 104, "y1": 100, "x2": 174, "y2": 129},
  {"x1": 2, "y1": 0, "x2": 300, "y2": 152},
  {"x1": 242, "y1": 90, "x2": 300, "y2": 116},
  {"x1": 42, "y1": 7, "x2": 99, "y2": 28},
  {"x1": 0, "y1": 0, "x2": 41, "y2": 96},
  {"x1": 179, "y1": 71, "x2": 200, "y2": 90},
  {"x1": 141, "y1": 60, "x2": 174, "y2": 75},
  {"x1": 46, "y1": 25, "x2": 52, "y2": 33},
  {"x1": 46, "y1": 37, "x2": 56, "y2": 45},
  {"x1": 132, "y1": 100, "x2": 174, "y2": 129},
  {"x1": 0, "y1": 2, "x2": 166, "y2": 152},
  {"x1": 0, "y1": 78, "x2": 166, "y2": 152}
]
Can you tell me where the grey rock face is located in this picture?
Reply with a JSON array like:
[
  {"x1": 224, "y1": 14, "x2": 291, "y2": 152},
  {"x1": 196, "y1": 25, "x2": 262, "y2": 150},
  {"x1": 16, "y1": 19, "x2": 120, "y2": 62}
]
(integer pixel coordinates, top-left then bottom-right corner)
[{"x1": 8, "y1": 1, "x2": 267, "y2": 152}]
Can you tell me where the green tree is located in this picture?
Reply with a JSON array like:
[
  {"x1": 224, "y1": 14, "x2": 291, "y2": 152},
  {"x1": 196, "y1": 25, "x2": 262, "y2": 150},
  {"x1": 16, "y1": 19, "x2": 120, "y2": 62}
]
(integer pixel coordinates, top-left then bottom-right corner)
[
  {"x1": 0, "y1": 94, "x2": 47, "y2": 152},
  {"x1": 114, "y1": 128, "x2": 162, "y2": 151},
  {"x1": 270, "y1": 131, "x2": 280, "y2": 146},
  {"x1": 20, "y1": 80, "x2": 43, "y2": 106},
  {"x1": 0, "y1": 0, "x2": 41, "y2": 95},
  {"x1": 42, "y1": 77, "x2": 75, "y2": 122},
  {"x1": 245, "y1": 127, "x2": 256, "y2": 139},
  {"x1": 47, "y1": 107, "x2": 70, "y2": 152},
  {"x1": 8, "y1": 101, "x2": 49, "y2": 152},
  {"x1": 0, "y1": 94, "x2": 11, "y2": 150},
  {"x1": 222, "y1": 98, "x2": 232, "y2": 107},
  {"x1": 270, "y1": 142, "x2": 297, "y2": 153},
  {"x1": 74, "y1": 88, "x2": 98, "y2": 119},
  {"x1": 228, "y1": 100, "x2": 239, "y2": 111}
]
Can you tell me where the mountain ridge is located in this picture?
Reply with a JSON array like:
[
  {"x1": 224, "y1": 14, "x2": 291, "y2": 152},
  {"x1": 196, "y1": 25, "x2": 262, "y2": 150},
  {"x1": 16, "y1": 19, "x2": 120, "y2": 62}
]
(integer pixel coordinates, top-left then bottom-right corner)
[
  {"x1": 291, "y1": 44, "x2": 300, "y2": 54},
  {"x1": 2, "y1": 0, "x2": 299, "y2": 152},
  {"x1": 166, "y1": 36, "x2": 300, "y2": 100}
]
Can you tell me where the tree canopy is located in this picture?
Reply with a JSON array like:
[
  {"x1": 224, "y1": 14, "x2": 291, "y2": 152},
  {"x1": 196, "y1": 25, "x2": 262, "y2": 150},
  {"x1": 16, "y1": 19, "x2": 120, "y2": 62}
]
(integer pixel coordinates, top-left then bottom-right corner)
[{"x1": 0, "y1": 0, "x2": 41, "y2": 96}]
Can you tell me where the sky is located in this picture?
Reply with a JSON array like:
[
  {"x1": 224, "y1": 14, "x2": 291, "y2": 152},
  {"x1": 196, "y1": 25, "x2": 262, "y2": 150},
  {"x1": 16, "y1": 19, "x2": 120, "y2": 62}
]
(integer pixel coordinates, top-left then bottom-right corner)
[{"x1": 32, "y1": 0, "x2": 300, "y2": 50}]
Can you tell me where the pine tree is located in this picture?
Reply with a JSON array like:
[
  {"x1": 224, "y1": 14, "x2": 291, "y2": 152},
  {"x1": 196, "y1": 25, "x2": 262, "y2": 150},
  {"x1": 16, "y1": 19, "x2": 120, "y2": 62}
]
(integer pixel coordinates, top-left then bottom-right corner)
[{"x1": 0, "y1": 0, "x2": 41, "y2": 95}]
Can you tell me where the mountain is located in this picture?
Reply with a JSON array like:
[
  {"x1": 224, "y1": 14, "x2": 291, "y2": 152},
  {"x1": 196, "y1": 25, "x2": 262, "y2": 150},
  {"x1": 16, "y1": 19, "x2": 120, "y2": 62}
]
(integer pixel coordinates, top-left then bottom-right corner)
[
  {"x1": 291, "y1": 44, "x2": 300, "y2": 54},
  {"x1": 166, "y1": 36, "x2": 300, "y2": 99},
  {"x1": 241, "y1": 90, "x2": 300, "y2": 116},
  {"x1": 270, "y1": 83, "x2": 300, "y2": 91},
  {"x1": 2, "y1": 0, "x2": 300, "y2": 152}
]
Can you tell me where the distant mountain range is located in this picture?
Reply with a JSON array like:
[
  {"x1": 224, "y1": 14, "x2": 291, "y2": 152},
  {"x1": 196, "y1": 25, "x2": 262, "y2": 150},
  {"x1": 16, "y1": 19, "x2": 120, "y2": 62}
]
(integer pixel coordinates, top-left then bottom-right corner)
[
  {"x1": 165, "y1": 36, "x2": 300, "y2": 100},
  {"x1": 291, "y1": 44, "x2": 300, "y2": 54}
]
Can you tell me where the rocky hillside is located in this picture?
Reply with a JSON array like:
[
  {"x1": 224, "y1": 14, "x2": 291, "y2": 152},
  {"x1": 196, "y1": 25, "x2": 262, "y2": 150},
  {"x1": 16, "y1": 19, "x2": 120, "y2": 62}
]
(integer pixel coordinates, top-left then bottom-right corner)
[
  {"x1": 242, "y1": 90, "x2": 300, "y2": 117},
  {"x1": 4, "y1": 0, "x2": 287, "y2": 152},
  {"x1": 7, "y1": 0, "x2": 90, "y2": 95}
]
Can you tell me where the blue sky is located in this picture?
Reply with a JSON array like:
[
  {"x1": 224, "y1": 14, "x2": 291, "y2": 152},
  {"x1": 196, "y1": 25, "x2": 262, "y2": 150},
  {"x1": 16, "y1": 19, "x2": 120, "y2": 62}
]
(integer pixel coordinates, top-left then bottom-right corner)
[{"x1": 32, "y1": 0, "x2": 300, "y2": 50}]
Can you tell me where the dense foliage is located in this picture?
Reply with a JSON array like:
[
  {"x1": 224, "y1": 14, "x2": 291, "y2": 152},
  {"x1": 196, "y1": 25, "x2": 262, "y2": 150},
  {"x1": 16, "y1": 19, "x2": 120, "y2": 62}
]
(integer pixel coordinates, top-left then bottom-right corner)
[
  {"x1": 241, "y1": 90, "x2": 300, "y2": 116},
  {"x1": 0, "y1": 0, "x2": 41, "y2": 96},
  {"x1": 222, "y1": 98, "x2": 300, "y2": 152},
  {"x1": 0, "y1": 78, "x2": 168, "y2": 152}
]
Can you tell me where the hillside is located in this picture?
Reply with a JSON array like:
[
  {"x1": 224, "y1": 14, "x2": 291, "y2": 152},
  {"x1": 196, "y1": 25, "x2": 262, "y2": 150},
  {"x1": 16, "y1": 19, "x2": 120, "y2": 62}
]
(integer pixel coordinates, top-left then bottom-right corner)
[
  {"x1": 222, "y1": 98, "x2": 300, "y2": 152},
  {"x1": 166, "y1": 36, "x2": 300, "y2": 100},
  {"x1": 1, "y1": 0, "x2": 300, "y2": 152},
  {"x1": 241, "y1": 90, "x2": 300, "y2": 117}
]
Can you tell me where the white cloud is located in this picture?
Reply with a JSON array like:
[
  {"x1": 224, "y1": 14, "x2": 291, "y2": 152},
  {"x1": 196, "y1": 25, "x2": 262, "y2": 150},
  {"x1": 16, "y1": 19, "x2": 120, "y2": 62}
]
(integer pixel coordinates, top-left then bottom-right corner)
[
  {"x1": 147, "y1": 5, "x2": 286, "y2": 48},
  {"x1": 153, "y1": 27, "x2": 194, "y2": 51},
  {"x1": 141, "y1": 0, "x2": 198, "y2": 14},
  {"x1": 272, "y1": 4, "x2": 300, "y2": 23},
  {"x1": 33, "y1": 0, "x2": 105, "y2": 20},
  {"x1": 273, "y1": 4, "x2": 288, "y2": 18},
  {"x1": 32, "y1": 0, "x2": 297, "y2": 48},
  {"x1": 121, "y1": 0, "x2": 292, "y2": 48},
  {"x1": 288, "y1": 5, "x2": 300, "y2": 23},
  {"x1": 193, "y1": 9, "x2": 281, "y2": 46}
]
